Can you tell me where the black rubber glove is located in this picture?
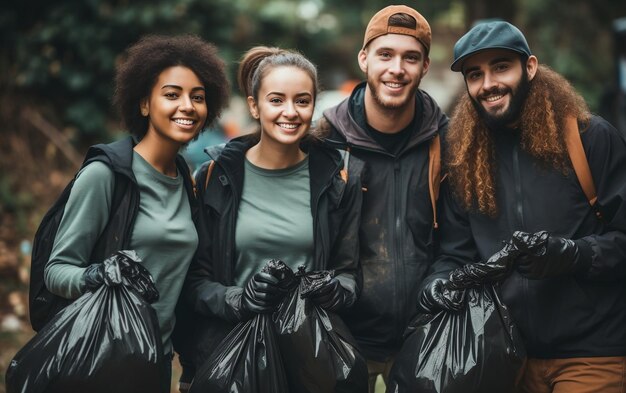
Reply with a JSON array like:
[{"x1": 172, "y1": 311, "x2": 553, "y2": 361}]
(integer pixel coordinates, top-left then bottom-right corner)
[
  {"x1": 512, "y1": 231, "x2": 591, "y2": 279},
  {"x1": 241, "y1": 271, "x2": 287, "y2": 315},
  {"x1": 417, "y1": 278, "x2": 465, "y2": 313},
  {"x1": 307, "y1": 278, "x2": 349, "y2": 311},
  {"x1": 83, "y1": 263, "x2": 106, "y2": 291},
  {"x1": 81, "y1": 250, "x2": 158, "y2": 302}
]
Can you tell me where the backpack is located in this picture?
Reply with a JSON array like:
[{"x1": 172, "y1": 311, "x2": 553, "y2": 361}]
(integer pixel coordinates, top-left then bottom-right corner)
[
  {"x1": 29, "y1": 157, "x2": 130, "y2": 332},
  {"x1": 429, "y1": 116, "x2": 599, "y2": 227}
]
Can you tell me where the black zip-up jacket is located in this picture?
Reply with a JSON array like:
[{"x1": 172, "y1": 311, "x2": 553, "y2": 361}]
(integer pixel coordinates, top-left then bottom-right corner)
[
  {"x1": 319, "y1": 83, "x2": 449, "y2": 360},
  {"x1": 428, "y1": 116, "x2": 626, "y2": 358},
  {"x1": 82, "y1": 136, "x2": 199, "y2": 375},
  {"x1": 184, "y1": 134, "x2": 365, "y2": 367}
]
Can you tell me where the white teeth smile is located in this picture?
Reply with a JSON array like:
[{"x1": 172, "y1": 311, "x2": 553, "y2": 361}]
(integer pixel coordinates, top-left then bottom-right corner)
[
  {"x1": 485, "y1": 95, "x2": 504, "y2": 102},
  {"x1": 174, "y1": 119, "x2": 194, "y2": 125},
  {"x1": 278, "y1": 123, "x2": 298, "y2": 129},
  {"x1": 385, "y1": 82, "x2": 403, "y2": 88}
]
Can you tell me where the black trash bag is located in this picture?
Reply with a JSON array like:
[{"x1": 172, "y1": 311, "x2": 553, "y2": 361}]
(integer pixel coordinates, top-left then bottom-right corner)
[
  {"x1": 387, "y1": 241, "x2": 526, "y2": 393},
  {"x1": 189, "y1": 315, "x2": 289, "y2": 393},
  {"x1": 274, "y1": 264, "x2": 368, "y2": 393},
  {"x1": 189, "y1": 259, "x2": 293, "y2": 393},
  {"x1": 6, "y1": 250, "x2": 163, "y2": 393}
]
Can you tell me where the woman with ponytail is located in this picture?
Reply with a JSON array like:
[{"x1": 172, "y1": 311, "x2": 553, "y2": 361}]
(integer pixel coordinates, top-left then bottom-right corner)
[{"x1": 183, "y1": 46, "x2": 365, "y2": 381}]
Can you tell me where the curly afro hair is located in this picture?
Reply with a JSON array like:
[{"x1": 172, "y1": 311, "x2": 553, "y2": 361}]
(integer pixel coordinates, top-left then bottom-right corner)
[{"x1": 113, "y1": 34, "x2": 229, "y2": 139}]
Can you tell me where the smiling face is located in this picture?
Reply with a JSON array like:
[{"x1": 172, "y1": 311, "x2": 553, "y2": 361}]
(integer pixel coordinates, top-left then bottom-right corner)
[
  {"x1": 463, "y1": 49, "x2": 538, "y2": 128},
  {"x1": 140, "y1": 65, "x2": 208, "y2": 145},
  {"x1": 358, "y1": 33, "x2": 429, "y2": 112},
  {"x1": 247, "y1": 65, "x2": 315, "y2": 148}
]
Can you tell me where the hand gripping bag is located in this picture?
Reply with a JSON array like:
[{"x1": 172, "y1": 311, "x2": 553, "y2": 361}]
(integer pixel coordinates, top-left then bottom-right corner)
[
  {"x1": 274, "y1": 264, "x2": 368, "y2": 393},
  {"x1": 188, "y1": 260, "x2": 294, "y2": 393},
  {"x1": 387, "y1": 242, "x2": 526, "y2": 393},
  {"x1": 6, "y1": 250, "x2": 163, "y2": 393}
]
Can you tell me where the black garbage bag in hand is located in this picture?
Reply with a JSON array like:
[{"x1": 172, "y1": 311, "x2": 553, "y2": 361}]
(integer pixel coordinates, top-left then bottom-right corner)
[
  {"x1": 6, "y1": 250, "x2": 163, "y2": 393},
  {"x1": 189, "y1": 314, "x2": 289, "y2": 393},
  {"x1": 275, "y1": 265, "x2": 368, "y2": 393},
  {"x1": 387, "y1": 241, "x2": 526, "y2": 393},
  {"x1": 189, "y1": 259, "x2": 294, "y2": 393}
]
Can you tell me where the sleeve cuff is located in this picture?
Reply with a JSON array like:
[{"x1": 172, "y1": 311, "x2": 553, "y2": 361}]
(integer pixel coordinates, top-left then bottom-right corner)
[{"x1": 574, "y1": 238, "x2": 594, "y2": 275}]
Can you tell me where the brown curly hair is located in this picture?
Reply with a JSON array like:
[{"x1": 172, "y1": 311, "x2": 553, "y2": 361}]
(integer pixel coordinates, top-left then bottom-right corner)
[
  {"x1": 446, "y1": 64, "x2": 591, "y2": 216},
  {"x1": 113, "y1": 34, "x2": 230, "y2": 139}
]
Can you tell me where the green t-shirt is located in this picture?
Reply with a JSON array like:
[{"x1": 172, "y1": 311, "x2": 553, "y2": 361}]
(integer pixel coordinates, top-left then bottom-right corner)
[
  {"x1": 45, "y1": 152, "x2": 198, "y2": 352},
  {"x1": 234, "y1": 156, "x2": 314, "y2": 286}
]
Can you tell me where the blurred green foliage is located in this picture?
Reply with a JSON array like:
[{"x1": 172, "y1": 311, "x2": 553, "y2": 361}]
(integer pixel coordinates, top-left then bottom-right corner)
[{"x1": 1, "y1": 0, "x2": 624, "y2": 146}]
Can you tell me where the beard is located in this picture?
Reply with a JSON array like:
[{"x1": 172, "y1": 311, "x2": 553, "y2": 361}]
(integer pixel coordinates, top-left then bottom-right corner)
[
  {"x1": 471, "y1": 69, "x2": 531, "y2": 129},
  {"x1": 366, "y1": 71, "x2": 420, "y2": 111}
]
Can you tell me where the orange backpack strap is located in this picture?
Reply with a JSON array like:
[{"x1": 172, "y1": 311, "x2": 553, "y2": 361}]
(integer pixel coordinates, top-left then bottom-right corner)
[
  {"x1": 204, "y1": 160, "x2": 216, "y2": 192},
  {"x1": 428, "y1": 135, "x2": 441, "y2": 228},
  {"x1": 564, "y1": 116, "x2": 597, "y2": 207}
]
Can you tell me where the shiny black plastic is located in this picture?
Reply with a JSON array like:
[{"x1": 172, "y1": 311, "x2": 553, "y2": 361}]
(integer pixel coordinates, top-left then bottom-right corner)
[
  {"x1": 190, "y1": 261, "x2": 367, "y2": 393},
  {"x1": 189, "y1": 260, "x2": 294, "y2": 393},
  {"x1": 387, "y1": 242, "x2": 526, "y2": 393},
  {"x1": 189, "y1": 313, "x2": 289, "y2": 393},
  {"x1": 6, "y1": 250, "x2": 163, "y2": 393},
  {"x1": 275, "y1": 266, "x2": 368, "y2": 393}
]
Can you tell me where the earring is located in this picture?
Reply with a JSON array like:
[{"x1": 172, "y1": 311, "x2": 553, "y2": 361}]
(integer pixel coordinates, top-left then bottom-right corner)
[{"x1": 252, "y1": 113, "x2": 259, "y2": 119}]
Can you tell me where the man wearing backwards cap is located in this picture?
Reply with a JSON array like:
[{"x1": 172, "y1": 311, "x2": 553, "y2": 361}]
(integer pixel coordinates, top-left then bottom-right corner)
[
  {"x1": 318, "y1": 5, "x2": 448, "y2": 391},
  {"x1": 419, "y1": 20, "x2": 626, "y2": 392}
]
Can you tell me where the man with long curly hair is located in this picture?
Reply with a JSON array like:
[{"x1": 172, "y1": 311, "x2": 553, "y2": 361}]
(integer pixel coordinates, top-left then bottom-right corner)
[{"x1": 418, "y1": 21, "x2": 626, "y2": 392}]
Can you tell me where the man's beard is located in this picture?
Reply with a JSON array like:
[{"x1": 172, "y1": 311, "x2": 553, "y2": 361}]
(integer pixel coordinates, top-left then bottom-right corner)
[
  {"x1": 367, "y1": 72, "x2": 419, "y2": 110},
  {"x1": 471, "y1": 70, "x2": 531, "y2": 129}
]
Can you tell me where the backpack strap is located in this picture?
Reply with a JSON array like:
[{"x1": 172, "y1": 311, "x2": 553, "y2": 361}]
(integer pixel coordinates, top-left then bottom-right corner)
[
  {"x1": 564, "y1": 117, "x2": 597, "y2": 205},
  {"x1": 563, "y1": 116, "x2": 602, "y2": 220},
  {"x1": 428, "y1": 135, "x2": 441, "y2": 229},
  {"x1": 204, "y1": 160, "x2": 216, "y2": 191},
  {"x1": 338, "y1": 147, "x2": 350, "y2": 183}
]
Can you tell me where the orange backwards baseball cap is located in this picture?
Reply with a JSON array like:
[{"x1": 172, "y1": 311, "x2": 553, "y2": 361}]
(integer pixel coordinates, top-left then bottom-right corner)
[{"x1": 362, "y1": 5, "x2": 431, "y2": 54}]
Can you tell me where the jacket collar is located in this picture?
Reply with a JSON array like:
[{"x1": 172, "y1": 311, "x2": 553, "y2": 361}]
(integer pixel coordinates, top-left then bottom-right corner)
[
  {"x1": 208, "y1": 134, "x2": 343, "y2": 203},
  {"x1": 323, "y1": 81, "x2": 447, "y2": 153}
]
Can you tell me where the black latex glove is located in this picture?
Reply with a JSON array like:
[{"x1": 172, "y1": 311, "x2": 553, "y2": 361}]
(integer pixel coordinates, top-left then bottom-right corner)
[
  {"x1": 417, "y1": 278, "x2": 465, "y2": 313},
  {"x1": 511, "y1": 231, "x2": 590, "y2": 279},
  {"x1": 307, "y1": 277, "x2": 349, "y2": 311},
  {"x1": 81, "y1": 250, "x2": 158, "y2": 302},
  {"x1": 83, "y1": 263, "x2": 105, "y2": 291},
  {"x1": 241, "y1": 271, "x2": 287, "y2": 315}
]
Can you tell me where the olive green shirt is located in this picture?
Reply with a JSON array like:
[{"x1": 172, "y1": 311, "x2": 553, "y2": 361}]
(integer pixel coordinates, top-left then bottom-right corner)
[
  {"x1": 45, "y1": 152, "x2": 198, "y2": 352},
  {"x1": 234, "y1": 157, "x2": 314, "y2": 286}
]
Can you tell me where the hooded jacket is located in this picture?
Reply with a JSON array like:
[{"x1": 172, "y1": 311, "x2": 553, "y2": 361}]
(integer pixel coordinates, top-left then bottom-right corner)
[
  {"x1": 319, "y1": 82, "x2": 449, "y2": 360},
  {"x1": 184, "y1": 134, "x2": 365, "y2": 366},
  {"x1": 429, "y1": 116, "x2": 626, "y2": 358}
]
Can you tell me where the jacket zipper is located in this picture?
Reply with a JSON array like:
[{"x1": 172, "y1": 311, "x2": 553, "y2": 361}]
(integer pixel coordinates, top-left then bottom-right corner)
[
  {"x1": 393, "y1": 159, "x2": 403, "y2": 344},
  {"x1": 512, "y1": 145, "x2": 525, "y2": 228},
  {"x1": 512, "y1": 143, "x2": 535, "y2": 349}
]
